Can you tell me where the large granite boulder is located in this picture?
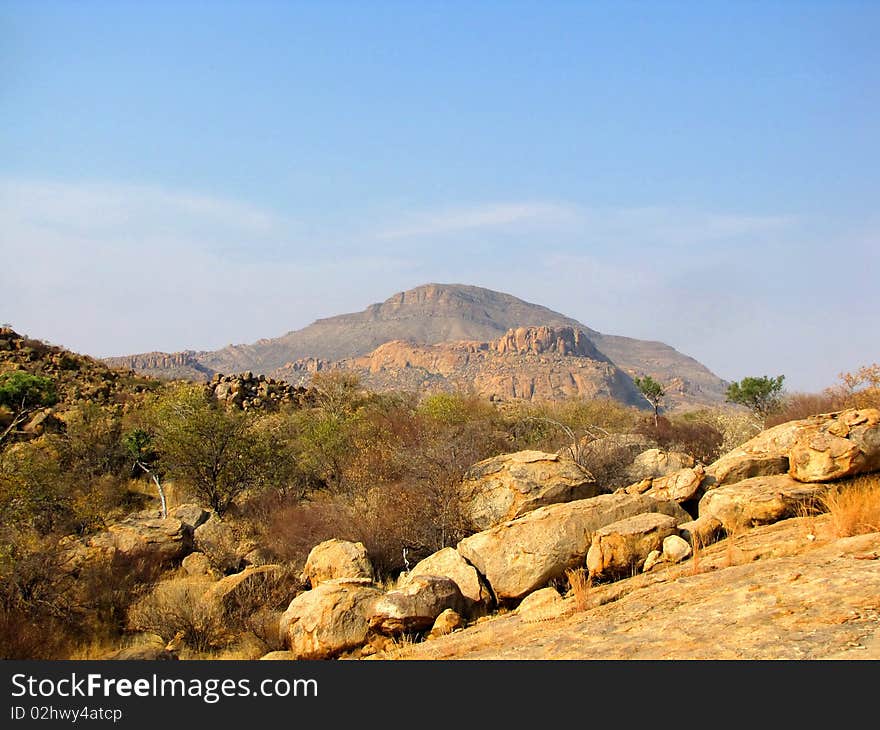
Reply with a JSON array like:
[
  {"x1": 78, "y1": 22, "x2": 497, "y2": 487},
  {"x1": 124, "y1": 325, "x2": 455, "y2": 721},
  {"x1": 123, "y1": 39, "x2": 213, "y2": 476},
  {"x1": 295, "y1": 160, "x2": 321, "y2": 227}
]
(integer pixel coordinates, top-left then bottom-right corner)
[
  {"x1": 586, "y1": 513, "x2": 679, "y2": 581},
  {"x1": 401, "y1": 547, "x2": 493, "y2": 614},
  {"x1": 279, "y1": 578, "x2": 382, "y2": 660},
  {"x1": 85, "y1": 516, "x2": 193, "y2": 567},
  {"x1": 300, "y1": 539, "x2": 374, "y2": 588},
  {"x1": 456, "y1": 493, "x2": 690, "y2": 601},
  {"x1": 369, "y1": 575, "x2": 467, "y2": 635},
  {"x1": 698, "y1": 474, "x2": 830, "y2": 533},
  {"x1": 788, "y1": 408, "x2": 880, "y2": 482},
  {"x1": 461, "y1": 450, "x2": 605, "y2": 530},
  {"x1": 623, "y1": 465, "x2": 706, "y2": 503},
  {"x1": 625, "y1": 449, "x2": 695, "y2": 482},
  {"x1": 704, "y1": 418, "x2": 816, "y2": 488},
  {"x1": 201, "y1": 564, "x2": 283, "y2": 618}
]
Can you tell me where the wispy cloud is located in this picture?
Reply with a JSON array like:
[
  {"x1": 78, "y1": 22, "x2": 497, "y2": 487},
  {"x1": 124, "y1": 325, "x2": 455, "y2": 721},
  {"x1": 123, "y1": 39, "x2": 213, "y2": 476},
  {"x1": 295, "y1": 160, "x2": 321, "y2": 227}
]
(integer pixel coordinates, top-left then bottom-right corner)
[{"x1": 374, "y1": 202, "x2": 580, "y2": 240}]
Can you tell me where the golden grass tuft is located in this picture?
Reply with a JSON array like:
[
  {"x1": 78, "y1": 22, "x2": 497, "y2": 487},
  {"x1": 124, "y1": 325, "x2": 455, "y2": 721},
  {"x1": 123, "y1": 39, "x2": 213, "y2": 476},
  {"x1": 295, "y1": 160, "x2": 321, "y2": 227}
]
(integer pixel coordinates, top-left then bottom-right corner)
[
  {"x1": 822, "y1": 474, "x2": 880, "y2": 538},
  {"x1": 564, "y1": 567, "x2": 592, "y2": 612}
]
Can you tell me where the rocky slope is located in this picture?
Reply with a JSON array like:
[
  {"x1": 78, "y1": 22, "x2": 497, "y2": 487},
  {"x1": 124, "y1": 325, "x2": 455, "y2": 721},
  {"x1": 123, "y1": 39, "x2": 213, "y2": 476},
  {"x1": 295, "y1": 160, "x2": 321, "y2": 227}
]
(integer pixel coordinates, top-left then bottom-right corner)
[
  {"x1": 105, "y1": 284, "x2": 727, "y2": 409},
  {"x1": 273, "y1": 325, "x2": 652, "y2": 406}
]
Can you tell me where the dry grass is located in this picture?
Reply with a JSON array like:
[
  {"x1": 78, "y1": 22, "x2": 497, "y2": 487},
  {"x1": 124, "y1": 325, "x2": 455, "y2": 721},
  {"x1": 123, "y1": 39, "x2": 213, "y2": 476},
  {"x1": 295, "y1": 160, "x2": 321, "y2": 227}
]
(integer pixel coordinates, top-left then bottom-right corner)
[
  {"x1": 822, "y1": 474, "x2": 880, "y2": 538},
  {"x1": 565, "y1": 567, "x2": 592, "y2": 612}
]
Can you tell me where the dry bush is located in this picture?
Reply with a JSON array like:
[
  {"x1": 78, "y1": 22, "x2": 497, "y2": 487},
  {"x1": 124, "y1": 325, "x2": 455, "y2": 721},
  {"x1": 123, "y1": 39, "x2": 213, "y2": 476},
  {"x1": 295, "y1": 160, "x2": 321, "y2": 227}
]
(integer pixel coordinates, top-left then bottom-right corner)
[
  {"x1": 258, "y1": 497, "x2": 360, "y2": 568},
  {"x1": 354, "y1": 479, "x2": 472, "y2": 578},
  {"x1": 127, "y1": 579, "x2": 228, "y2": 653},
  {"x1": 822, "y1": 475, "x2": 880, "y2": 538},
  {"x1": 565, "y1": 568, "x2": 592, "y2": 612},
  {"x1": 682, "y1": 408, "x2": 757, "y2": 455},
  {"x1": 765, "y1": 392, "x2": 844, "y2": 428},
  {"x1": 831, "y1": 364, "x2": 880, "y2": 410},
  {"x1": 635, "y1": 416, "x2": 724, "y2": 465}
]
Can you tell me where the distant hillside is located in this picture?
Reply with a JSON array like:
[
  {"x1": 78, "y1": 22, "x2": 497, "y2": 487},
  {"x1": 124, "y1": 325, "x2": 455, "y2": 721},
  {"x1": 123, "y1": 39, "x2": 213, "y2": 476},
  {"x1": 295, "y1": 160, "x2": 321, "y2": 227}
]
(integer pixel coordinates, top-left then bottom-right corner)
[
  {"x1": 274, "y1": 325, "x2": 648, "y2": 406},
  {"x1": 0, "y1": 326, "x2": 159, "y2": 410},
  {"x1": 105, "y1": 283, "x2": 728, "y2": 409}
]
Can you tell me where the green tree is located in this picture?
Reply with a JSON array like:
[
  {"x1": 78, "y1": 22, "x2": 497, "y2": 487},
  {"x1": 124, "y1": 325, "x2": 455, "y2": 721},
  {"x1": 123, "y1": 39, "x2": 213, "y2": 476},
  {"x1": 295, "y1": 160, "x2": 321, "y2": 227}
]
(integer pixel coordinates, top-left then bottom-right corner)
[
  {"x1": 725, "y1": 375, "x2": 785, "y2": 429},
  {"x1": 634, "y1": 375, "x2": 665, "y2": 427},
  {"x1": 150, "y1": 386, "x2": 286, "y2": 516},
  {"x1": 123, "y1": 428, "x2": 168, "y2": 518},
  {"x1": 0, "y1": 372, "x2": 58, "y2": 448}
]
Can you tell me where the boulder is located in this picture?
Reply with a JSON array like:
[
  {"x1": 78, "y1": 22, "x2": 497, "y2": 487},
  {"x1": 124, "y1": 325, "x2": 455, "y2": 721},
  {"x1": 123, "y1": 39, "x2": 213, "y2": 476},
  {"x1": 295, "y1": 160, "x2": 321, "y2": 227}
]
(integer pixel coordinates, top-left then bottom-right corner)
[
  {"x1": 86, "y1": 516, "x2": 193, "y2": 567},
  {"x1": 515, "y1": 587, "x2": 568, "y2": 623},
  {"x1": 201, "y1": 564, "x2": 282, "y2": 618},
  {"x1": 625, "y1": 449, "x2": 695, "y2": 482},
  {"x1": 181, "y1": 552, "x2": 214, "y2": 578},
  {"x1": 369, "y1": 575, "x2": 467, "y2": 635},
  {"x1": 461, "y1": 450, "x2": 604, "y2": 530},
  {"x1": 662, "y1": 534, "x2": 693, "y2": 564},
  {"x1": 428, "y1": 609, "x2": 464, "y2": 638},
  {"x1": 698, "y1": 474, "x2": 829, "y2": 533},
  {"x1": 194, "y1": 518, "x2": 246, "y2": 573},
  {"x1": 788, "y1": 408, "x2": 880, "y2": 482},
  {"x1": 170, "y1": 504, "x2": 210, "y2": 530},
  {"x1": 300, "y1": 539, "x2": 374, "y2": 588},
  {"x1": 704, "y1": 419, "x2": 815, "y2": 488},
  {"x1": 677, "y1": 516, "x2": 723, "y2": 547},
  {"x1": 279, "y1": 578, "x2": 382, "y2": 660},
  {"x1": 586, "y1": 513, "x2": 679, "y2": 581},
  {"x1": 624, "y1": 465, "x2": 706, "y2": 503},
  {"x1": 456, "y1": 493, "x2": 690, "y2": 601},
  {"x1": 401, "y1": 547, "x2": 493, "y2": 614},
  {"x1": 642, "y1": 550, "x2": 664, "y2": 573}
]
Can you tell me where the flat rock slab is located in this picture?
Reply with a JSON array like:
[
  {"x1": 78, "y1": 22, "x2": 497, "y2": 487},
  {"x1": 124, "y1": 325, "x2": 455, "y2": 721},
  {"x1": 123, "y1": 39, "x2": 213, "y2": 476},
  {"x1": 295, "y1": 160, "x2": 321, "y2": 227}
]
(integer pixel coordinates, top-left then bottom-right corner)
[{"x1": 399, "y1": 518, "x2": 880, "y2": 660}]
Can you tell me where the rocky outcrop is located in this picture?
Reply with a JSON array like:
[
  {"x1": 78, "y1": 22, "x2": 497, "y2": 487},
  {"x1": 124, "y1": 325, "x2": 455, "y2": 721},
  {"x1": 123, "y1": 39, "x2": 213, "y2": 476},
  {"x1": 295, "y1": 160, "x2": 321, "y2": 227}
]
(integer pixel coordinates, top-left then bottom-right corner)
[
  {"x1": 84, "y1": 516, "x2": 193, "y2": 567},
  {"x1": 369, "y1": 576, "x2": 467, "y2": 635},
  {"x1": 703, "y1": 409, "x2": 880, "y2": 491},
  {"x1": 698, "y1": 474, "x2": 829, "y2": 533},
  {"x1": 300, "y1": 539, "x2": 374, "y2": 588},
  {"x1": 456, "y1": 493, "x2": 690, "y2": 601},
  {"x1": 643, "y1": 534, "x2": 693, "y2": 572},
  {"x1": 206, "y1": 372, "x2": 314, "y2": 411},
  {"x1": 170, "y1": 504, "x2": 210, "y2": 530},
  {"x1": 460, "y1": 450, "x2": 604, "y2": 530},
  {"x1": 402, "y1": 547, "x2": 493, "y2": 614},
  {"x1": 704, "y1": 419, "x2": 814, "y2": 488},
  {"x1": 326, "y1": 326, "x2": 646, "y2": 405},
  {"x1": 788, "y1": 408, "x2": 880, "y2": 482},
  {"x1": 586, "y1": 513, "x2": 679, "y2": 581},
  {"x1": 279, "y1": 578, "x2": 382, "y2": 660},
  {"x1": 492, "y1": 326, "x2": 606, "y2": 358}
]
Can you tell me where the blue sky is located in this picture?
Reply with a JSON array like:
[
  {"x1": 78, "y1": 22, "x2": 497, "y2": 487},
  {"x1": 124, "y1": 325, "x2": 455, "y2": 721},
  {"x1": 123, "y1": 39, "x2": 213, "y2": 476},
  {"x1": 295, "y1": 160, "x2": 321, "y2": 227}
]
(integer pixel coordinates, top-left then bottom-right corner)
[{"x1": 1, "y1": 1, "x2": 877, "y2": 392}]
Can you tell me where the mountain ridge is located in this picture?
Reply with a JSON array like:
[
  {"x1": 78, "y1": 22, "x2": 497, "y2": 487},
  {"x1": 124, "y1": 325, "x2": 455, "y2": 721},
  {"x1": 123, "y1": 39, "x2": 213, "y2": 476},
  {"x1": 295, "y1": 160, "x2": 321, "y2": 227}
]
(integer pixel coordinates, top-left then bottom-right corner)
[{"x1": 104, "y1": 283, "x2": 728, "y2": 409}]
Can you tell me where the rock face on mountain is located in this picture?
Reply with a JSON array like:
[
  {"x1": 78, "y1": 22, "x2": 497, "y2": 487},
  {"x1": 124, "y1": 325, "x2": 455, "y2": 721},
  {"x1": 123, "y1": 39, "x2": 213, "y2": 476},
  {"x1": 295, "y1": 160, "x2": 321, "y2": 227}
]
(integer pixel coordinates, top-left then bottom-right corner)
[
  {"x1": 103, "y1": 284, "x2": 727, "y2": 409},
  {"x1": 276, "y1": 325, "x2": 649, "y2": 406}
]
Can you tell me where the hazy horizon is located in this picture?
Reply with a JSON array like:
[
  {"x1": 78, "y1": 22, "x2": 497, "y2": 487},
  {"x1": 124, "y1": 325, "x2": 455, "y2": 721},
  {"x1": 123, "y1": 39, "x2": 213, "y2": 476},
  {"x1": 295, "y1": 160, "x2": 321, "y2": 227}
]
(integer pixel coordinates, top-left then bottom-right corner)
[{"x1": 2, "y1": 2, "x2": 878, "y2": 392}]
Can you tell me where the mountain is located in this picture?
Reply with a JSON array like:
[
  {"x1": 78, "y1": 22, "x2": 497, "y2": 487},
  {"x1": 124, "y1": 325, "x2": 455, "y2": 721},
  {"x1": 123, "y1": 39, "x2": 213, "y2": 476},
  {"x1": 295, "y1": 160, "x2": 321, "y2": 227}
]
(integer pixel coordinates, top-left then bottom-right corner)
[
  {"x1": 105, "y1": 283, "x2": 728, "y2": 409},
  {"x1": 274, "y1": 325, "x2": 647, "y2": 406}
]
